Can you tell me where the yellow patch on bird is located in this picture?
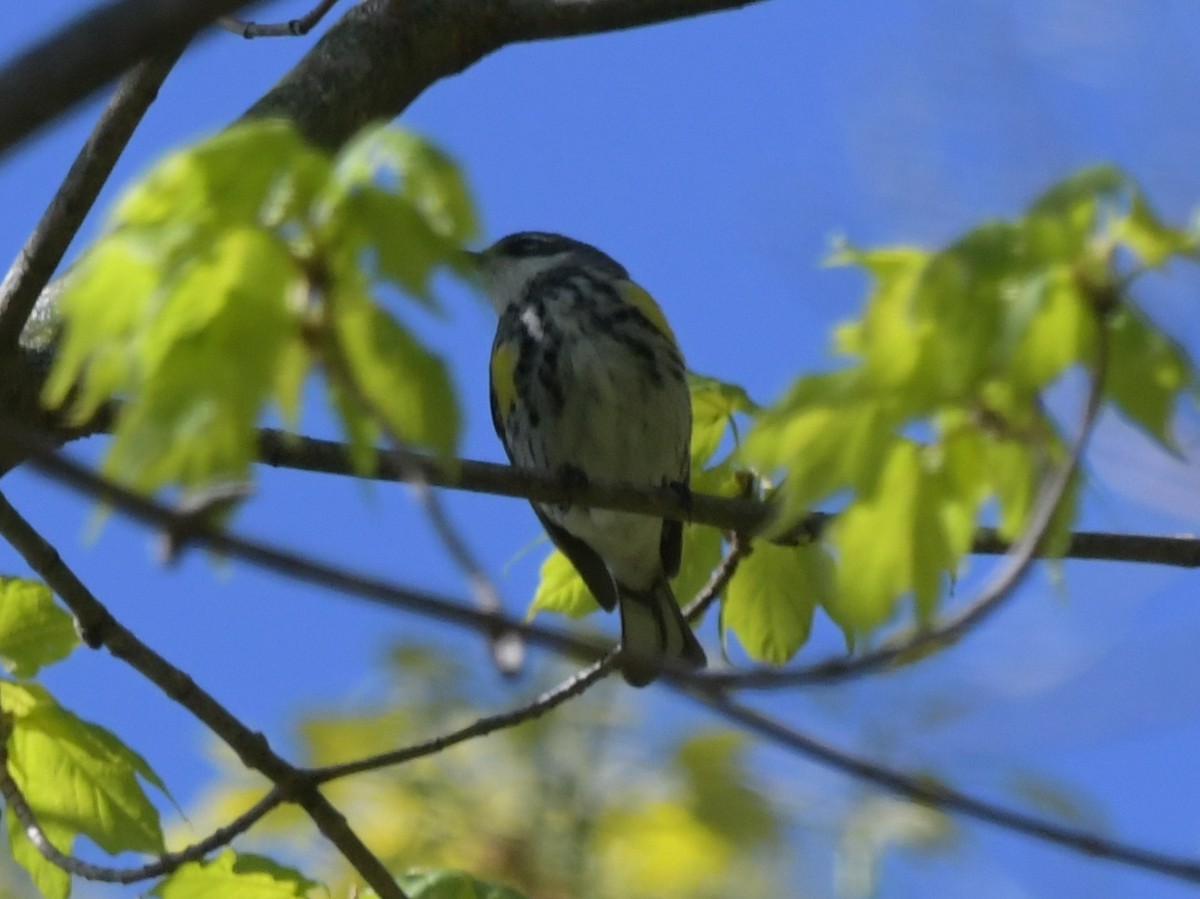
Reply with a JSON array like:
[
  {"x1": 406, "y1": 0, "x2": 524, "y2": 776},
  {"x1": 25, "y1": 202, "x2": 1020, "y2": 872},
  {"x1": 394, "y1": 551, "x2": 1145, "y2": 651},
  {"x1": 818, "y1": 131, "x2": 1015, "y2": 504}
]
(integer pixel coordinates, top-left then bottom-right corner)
[
  {"x1": 490, "y1": 340, "x2": 519, "y2": 417},
  {"x1": 617, "y1": 280, "x2": 679, "y2": 344}
]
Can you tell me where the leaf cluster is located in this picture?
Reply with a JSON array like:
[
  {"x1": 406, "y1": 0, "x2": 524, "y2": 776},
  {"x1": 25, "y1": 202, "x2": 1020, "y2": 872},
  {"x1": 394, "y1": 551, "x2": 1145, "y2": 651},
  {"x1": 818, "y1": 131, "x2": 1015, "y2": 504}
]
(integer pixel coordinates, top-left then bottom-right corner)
[{"x1": 43, "y1": 121, "x2": 476, "y2": 499}]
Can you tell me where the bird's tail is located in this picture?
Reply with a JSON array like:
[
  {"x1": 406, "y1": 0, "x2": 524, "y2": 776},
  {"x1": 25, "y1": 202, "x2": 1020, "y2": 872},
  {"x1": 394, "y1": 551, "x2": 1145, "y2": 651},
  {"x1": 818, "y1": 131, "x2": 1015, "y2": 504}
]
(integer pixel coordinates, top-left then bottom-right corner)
[{"x1": 617, "y1": 579, "x2": 707, "y2": 687}]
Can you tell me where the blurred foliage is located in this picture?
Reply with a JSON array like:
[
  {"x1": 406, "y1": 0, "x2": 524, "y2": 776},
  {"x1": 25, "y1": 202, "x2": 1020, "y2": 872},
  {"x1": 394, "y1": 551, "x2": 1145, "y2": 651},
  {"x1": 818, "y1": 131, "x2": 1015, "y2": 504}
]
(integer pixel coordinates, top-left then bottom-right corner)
[{"x1": 177, "y1": 645, "x2": 785, "y2": 899}]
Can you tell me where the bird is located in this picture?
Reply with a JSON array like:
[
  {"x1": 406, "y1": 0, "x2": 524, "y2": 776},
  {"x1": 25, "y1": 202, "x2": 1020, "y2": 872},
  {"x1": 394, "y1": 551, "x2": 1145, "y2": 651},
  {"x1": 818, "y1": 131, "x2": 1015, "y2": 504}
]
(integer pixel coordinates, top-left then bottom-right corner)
[{"x1": 471, "y1": 231, "x2": 707, "y2": 686}]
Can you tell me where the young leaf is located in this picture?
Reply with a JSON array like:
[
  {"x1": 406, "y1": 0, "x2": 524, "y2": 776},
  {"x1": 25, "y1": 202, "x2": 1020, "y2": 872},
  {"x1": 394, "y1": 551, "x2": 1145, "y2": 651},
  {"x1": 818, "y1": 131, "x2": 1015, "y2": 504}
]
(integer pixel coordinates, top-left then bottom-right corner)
[
  {"x1": 152, "y1": 849, "x2": 319, "y2": 899},
  {"x1": 0, "y1": 578, "x2": 78, "y2": 676},
  {"x1": 331, "y1": 287, "x2": 460, "y2": 455},
  {"x1": 688, "y1": 373, "x2": 759, "y2": 467},
  {"x1": 5, "y1": 811, "x2": 70, "y2": 899},
  {"x1": 676, "y1": 733, "x2": 778, "y2": 846},
  {"x1": 1105, "y1": 306, "x2": 1191, "y2": 448},
  {"x1": 397, "y1": 869, "x2": 526, "y2": 899},
  {"x1": 100, "y1": 228, "x2": 299, "y2": 492},
  {"x1": 332, "y1": 126, "x2": 478, "y2": 243},
  {"x1": 1, "y1": 682, "x2": 166, "y2": 891},
  {"x1": 723, "y1": 542, "x2": 828, "y2": 664},
  {"x1": 528, "y1": 550, "x2": 600, "y2": 619}
]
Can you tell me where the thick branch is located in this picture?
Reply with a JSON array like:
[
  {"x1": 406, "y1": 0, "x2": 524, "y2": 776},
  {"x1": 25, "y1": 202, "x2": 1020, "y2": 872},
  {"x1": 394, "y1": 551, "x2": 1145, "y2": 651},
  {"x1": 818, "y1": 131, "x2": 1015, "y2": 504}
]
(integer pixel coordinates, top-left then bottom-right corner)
[
  {"x1": 243, "y1": 0, "x2": 773, "y2": 149},
  {"x1": 0, "y1": 0, "x2": 255, "y2": 156}
]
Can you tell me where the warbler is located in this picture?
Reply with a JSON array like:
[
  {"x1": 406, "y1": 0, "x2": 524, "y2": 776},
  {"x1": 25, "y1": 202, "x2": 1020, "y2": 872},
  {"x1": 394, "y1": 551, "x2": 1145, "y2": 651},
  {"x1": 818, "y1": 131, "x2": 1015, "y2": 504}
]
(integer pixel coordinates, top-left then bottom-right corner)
[{"x1": 472, "y1": 232, "x2": 707, "y2": 686}]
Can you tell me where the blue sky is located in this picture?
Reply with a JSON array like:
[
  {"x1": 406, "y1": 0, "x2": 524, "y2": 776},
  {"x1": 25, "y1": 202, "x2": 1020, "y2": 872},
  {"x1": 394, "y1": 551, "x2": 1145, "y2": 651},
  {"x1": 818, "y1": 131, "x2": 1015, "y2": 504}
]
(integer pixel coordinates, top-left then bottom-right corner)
[{"x1": 4, "y1": 1, "x2": 1200, "y2": 897}]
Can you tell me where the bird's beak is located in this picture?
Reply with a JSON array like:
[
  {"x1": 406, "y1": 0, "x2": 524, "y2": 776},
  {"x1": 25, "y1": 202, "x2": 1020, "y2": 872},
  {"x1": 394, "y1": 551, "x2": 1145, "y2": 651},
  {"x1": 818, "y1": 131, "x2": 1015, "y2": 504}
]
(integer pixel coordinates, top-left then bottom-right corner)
[{"x1": 453, "y1": 248, "x2": 487, "y2": 282}]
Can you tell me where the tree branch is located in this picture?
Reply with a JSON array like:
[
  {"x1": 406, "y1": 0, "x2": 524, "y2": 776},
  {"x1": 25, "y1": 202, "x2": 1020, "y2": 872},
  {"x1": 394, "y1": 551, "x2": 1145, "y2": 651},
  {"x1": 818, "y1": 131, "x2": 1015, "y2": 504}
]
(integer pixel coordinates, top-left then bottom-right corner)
[
  {"x1": 309, "y1": 535, "x2": 742, "y2": 784},
  {"x1": 0, "y1": 490, "x2": 408, "y2": 899},
  {"x1": 220, "y1": 0, "x2": 340, "y2": 38},
  {"x1": 242, "y1": 0, "x2": 775, "y2": 150},
  {"x1": 689, "y1": 688, "x2": 1200, "y2": 886},
  {"x1": 256, "y1": 430, "x2": 1200, "y2": 569},
  {"x1": 0, "y1": 51, "x2": 183, "y2": 351},
  {"x1": 0, "y1": 416, "x2": 609, "y2": 663},
  {"x1": 313, "y1": 655, "x2": 618, "y2": 784},
  {"x1": 0, "y1": 0, "x2": 256, "y2": 156}
]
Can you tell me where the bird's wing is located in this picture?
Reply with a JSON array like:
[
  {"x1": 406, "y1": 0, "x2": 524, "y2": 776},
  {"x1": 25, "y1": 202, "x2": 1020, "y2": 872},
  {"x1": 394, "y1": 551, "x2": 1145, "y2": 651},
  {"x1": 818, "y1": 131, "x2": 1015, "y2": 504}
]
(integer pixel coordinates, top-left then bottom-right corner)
[
  {"x1": 490, "y1": 332, "x2": 619, "y2": 612},
  {"x1": 532, "y1": 506, "x2": 619, "y2": 612}
]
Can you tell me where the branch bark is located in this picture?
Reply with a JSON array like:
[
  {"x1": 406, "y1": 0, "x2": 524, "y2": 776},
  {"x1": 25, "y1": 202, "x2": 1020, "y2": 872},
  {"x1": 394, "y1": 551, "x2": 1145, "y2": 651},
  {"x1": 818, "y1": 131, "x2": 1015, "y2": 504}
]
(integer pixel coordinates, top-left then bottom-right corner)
[{"x1": 0, "y1": 0, "x2": 255, "y2": 156}]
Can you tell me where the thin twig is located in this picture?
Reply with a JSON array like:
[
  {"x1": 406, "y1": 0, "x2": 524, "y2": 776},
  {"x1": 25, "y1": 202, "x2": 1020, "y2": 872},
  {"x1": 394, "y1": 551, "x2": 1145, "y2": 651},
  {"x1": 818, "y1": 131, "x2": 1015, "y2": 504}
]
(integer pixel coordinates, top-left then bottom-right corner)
[
  {"x1": 690, "y1": 689, "x2": 1200, "y2": 885},
  {"x1": 220, "y1": 0, "x2": 339, "y2": 38},
  {"x1": 683, "y1": 531, "x2": 749, "y2": 621},
  {"x1": 699, "y1": 315, "x2": 1111, "y2": 690},
  {"x1": 0, "y1": 491, "x2": 409, "y2": 899},
  {"x1": 0, "y1": 51, "x2": 182, "y2": 350},
  {"x1": 0, "y1": 747, "x2": 283, "y2": 886},
  {"x1": 313, "y1": 655, "x2": 618, "y2": 783},
  {"x1": 256, "y1": 430, "x2": 1200, "y2": 568}
]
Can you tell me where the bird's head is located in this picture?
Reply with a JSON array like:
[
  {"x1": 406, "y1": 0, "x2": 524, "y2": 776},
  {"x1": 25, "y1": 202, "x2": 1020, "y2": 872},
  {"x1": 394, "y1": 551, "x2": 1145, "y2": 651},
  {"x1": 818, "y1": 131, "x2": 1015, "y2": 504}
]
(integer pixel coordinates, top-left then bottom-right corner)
[{"x1": 466, "y1": 231, "x2": 628, "y2": 313}]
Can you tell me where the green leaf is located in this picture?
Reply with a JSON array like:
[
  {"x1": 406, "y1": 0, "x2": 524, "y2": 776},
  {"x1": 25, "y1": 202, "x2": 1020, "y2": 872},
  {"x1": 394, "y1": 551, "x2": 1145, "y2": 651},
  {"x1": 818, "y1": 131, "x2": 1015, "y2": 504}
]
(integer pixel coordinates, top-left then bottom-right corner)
[
  {"x1": 331, "y1": 288, "x2": 460, "y2": 454},
  {"x1": 41, "y1": 237, "x2": 162, "y2": 421},
  {"x1": 1106, "y1": 306, "x2": 1190, "y2": 447},
  {"x1": 1114, "y1": 190, "x2": 1198, "y2": 267},
  {"x1": 0, "y1": 578, "x2": 78, "y2": 676},
  {"x1": 152, "y1": 849, "x2": 319, "y2": 899},
  {"x1": 397, "y1": 869, "x2": 526, "y2": 899},
  {"x1": 333, "y1": 126, "x2": 478, "y2": 243},
  {"x1": 831, "y1": 442, "x2": 967, "y2": 631},
  {"x1": 671, "y1": 523, "x2": 723, "y2": 611},
  {"x1": 528, "y1": 550, "x2": 599, "y2": 619},
  {"x1": 6, "y1": 810, "x2": 70, "y2": 899},
  {"x1": 114, "y1": 120, "x2": 328, "y2": 234},
  {"x1": 1, "y1": 682, "x2": 165, "y2": 892},
  {"x1": 1024, "y1": 165, "x2": 1125, "y2": 263},
  {"x1": 100, "y1": 228, "x2": 300, "y2": 492},
  {"x1": 741, "y1": 372, "x2": 896, "y2": 523},
  {"x1": 1005, "y1": 267, "x2": 1096, "y2": 389},
  {"x1": 723, "y1": 542, "x2": 829, "y2": 664},
  {"x1": 329, "y1": 185, "x2": 450, "y2": 305},
  {"x1": 676, "y1": 733, "x2": 778, "y2": 845},
  {"x1": 688, "y1": 373, "x2": 759, "y2": 466}
]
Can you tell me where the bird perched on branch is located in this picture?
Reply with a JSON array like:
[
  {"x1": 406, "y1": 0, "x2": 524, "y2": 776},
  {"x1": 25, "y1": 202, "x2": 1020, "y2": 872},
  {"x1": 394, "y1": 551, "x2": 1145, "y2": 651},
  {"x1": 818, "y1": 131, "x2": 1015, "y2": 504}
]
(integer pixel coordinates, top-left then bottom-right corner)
[{"x1": 471, "y1": 231, "x2": 707, "y2": 686}]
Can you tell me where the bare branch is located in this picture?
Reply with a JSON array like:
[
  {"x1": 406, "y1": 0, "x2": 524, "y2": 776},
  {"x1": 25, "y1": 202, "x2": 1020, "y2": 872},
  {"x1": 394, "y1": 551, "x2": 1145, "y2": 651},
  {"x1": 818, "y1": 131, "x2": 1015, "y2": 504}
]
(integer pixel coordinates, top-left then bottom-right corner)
[
  {"x1": 0, "y1": 490, "x2": 409, "y2": 899},
  {"x1": 0, "y1": 51, "x2": 182, "y2": 351},
  {"x1": 689, "y1": 688, "x2": 1200, "y2": 886},
  {"x1": 256, "y1": 430, "x2": 1200, "y2": 569},
  {"x1": 0, "y1": 0, "x2": 256, "y2": 156},
  {"x1": 313, "y1": 655, "x2": 618, "y2": 783},
  {"x1": 220, "y1": 0, "x2": 340, "y2": 38}
]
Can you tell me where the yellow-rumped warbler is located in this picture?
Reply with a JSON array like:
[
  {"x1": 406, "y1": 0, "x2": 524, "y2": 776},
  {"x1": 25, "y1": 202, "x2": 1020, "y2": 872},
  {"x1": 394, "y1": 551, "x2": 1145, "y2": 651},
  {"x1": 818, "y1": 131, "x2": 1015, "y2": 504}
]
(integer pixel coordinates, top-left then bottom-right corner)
[{"x1": 473, "y1": 232, "x2": 707, "y2": 686}]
